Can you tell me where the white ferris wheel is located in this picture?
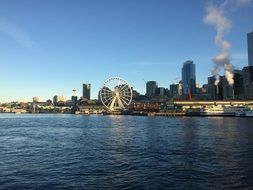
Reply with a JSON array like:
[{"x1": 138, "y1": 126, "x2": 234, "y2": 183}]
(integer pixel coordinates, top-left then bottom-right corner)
[{"x1": 100, "y1": 77, "x2": 133, "y2": 111}]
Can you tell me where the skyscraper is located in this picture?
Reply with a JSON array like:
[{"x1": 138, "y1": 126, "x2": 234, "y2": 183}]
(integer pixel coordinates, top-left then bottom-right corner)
[
  {"x1": 221, "y1": 76, "x2": 233, "y2": 100},
  {"x1": 243, "y1": 66, "x2": 253, "y2": 99},
  {"x1": 146, "y1": 81, "x2": 158, "y2": 98},
  {"x1": 170, "y1": 82, "x2": 182, "y2": 99},
  {"x1": 207, "y1": 76, "x2": 216, "y2": 100},
  {"x1": 248, "y1": 31, "x2": 253, "y2": 66},
  {"x1": 233, "y1": 70, "x2": 244, "y2": 99},
  {"x1": 83, "y1": 83, "x2": 91, "y2": 100},
  {"x1": 181, "y1": 60, "x2": 196, "y2": 96}
]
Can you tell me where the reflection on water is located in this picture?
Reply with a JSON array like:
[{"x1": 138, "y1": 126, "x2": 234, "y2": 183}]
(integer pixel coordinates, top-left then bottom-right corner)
[{"x1": 0, "y1": 114, "x2": 253, "y2": 189}]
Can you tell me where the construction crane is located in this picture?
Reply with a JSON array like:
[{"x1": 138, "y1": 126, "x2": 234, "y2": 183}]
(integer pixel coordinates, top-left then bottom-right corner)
[{"x1": 187, "y1": 85, "x2": 192, "y2": 101}]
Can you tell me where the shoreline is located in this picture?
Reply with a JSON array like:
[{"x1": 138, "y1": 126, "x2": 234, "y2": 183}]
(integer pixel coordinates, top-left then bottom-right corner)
[{"x1": 1, "y1": 112, "x2": 252, "y2": 118}]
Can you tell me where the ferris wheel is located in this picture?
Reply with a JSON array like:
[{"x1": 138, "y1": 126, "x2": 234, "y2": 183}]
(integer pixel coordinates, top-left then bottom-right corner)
[{"x1": 100, "y1": 77, "x2": 133, "y2": 111}]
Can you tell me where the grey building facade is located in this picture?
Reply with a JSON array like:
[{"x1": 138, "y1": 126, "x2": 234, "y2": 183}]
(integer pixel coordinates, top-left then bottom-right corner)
[
  {"x1": 221, "y1": 76, "x2": 233, "y2": 100},
  {"x1": 207, "y1": 76, "x2": 219, "y2": 100},
  {"x1": 146, "y1": 81, "x2": 158, "y2": 98},
  {"x1": 233, "y1": 70, "x2": 244, "y2": 99},
  {"x1": 170, "y1": 82, "x2": 182, "y2": 99},
  {"x1": 243, "y1": 66, "x2": 253, "y2": 99},
  {"x1": 83, "y1": 83, "x2": 91, "y2": 100},
  {"x1": 248, "y1": 31, "x2": 253, "y2": 66}
]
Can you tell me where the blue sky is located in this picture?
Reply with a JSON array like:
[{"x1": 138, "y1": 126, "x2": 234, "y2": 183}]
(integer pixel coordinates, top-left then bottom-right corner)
[{"x1": 0, "y1": 0, "x2": 252, "y2": 102}]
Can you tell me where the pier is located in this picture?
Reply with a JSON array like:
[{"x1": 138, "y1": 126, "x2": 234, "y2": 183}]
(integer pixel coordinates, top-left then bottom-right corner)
[
  {"x1": 173, "y1": 100, "x2": 253, "y2": 107},
  {"x1": 148, "y1": 112, "x2": 186, "y2": 116}
]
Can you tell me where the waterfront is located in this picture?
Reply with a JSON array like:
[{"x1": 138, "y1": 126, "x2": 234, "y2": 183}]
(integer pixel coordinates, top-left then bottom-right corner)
[{"x1": 0, "y1": 114, "x2": 253, "y2": 189}]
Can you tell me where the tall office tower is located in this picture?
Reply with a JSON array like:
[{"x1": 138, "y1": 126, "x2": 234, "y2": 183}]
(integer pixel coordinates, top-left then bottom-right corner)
[
  {"x1": 97, "y1": 90, "x2": 101, "y2": 102},
  {"x1": 221, "y1": 76, "x2": 233, "y2": 100},
  {"x1": 207, "y1": 76, "x2": 217, "y2": 100},
  {"x1": 207, "y1": 76, "x2": 223, "y2": 100},
  {"x1": 170, "y1": 82, "x2": 182, "y2": 98},
  {"x1": 243, "y1": 66, "x2": 253, "y2": 99},
  {"x1": 248, "y1": 31, "x2": 253, "y2": 66},
  {"x1": 181, "y1": 60, "x2": 196, "y2": 95},
  {"x1": 146, "y1": 81, "x2": 158, "y2": 98},
  {"x1": 83, "y1": 83, "x2": 91, "y2": 100},
  {"x1": 233, "y1": 70, "x2": 244, "y2": 99}
]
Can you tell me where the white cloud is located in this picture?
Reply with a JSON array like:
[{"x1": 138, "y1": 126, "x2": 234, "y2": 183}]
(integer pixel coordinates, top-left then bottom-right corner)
[
  {"x1": 0, "y1": 18, "x2": 41, "y2": 52},
  {"x1": 222, "y1": 0, "x2": 253, "y2": 11}
]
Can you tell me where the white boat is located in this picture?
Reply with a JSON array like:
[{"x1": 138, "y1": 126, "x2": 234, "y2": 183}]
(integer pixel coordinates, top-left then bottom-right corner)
[
  {"x1": 245, "y1": 110, "x2": 253, "y2": 117},
  {"x1": 236, "y1": 109, "x2": 253, "y2": 117},
  {"x1": 200, "y1": 105, "x2": 249, "y2": 116}
]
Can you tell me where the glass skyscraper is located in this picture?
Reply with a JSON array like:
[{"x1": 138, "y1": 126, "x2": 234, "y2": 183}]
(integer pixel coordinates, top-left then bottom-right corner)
[
  {"x1": 83, "y1": 83, "x2": 91, "y2": 100},
  {"x1": 248, "y1": 31, "x2": 253, "y2": 66},
  {"x1": 181, "y1": 60, "x2": 196, "y2": 95}
]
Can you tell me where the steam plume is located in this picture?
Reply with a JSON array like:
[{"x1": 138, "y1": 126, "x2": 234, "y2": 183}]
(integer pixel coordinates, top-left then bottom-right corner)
[
  {"x1": 204, "y1": 0, "x2": 252, "y2": 86},
  {"x1": 204, "y1": 3, "x2": 234, "y2": 86}
]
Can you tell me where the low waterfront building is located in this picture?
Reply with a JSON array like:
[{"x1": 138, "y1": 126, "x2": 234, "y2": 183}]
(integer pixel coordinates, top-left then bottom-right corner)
[
  {"x1": 33, "y1": 97, "x2": 40, "y2": 103},
  {"x1": 53, "y1": 95, "x2": 66, "y2": 106},
  {"x1": 156, "y1": 87, "x2": 165, "y2": 96},
  {"x1": 71, "y1": 96, "x2": 78, "y2": 103},
  {"x1": 77, "y1": 105, "x2": 105, "y2": 114}
]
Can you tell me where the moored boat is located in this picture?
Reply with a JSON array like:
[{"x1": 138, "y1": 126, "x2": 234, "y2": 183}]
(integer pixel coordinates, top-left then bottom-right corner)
[
  {"x1": 200, "y1": 105, "x2": 249, "y2": 116},
  {"x1": 245, "y1": 110, "x2": 253, "y2": 117},
  {"x1": 235, "y1": 109, "x2": 253, "y2": 117}
]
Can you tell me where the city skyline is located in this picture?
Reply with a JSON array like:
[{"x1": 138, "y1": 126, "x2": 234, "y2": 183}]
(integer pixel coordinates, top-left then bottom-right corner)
[{"x1": 0, "y1": 0, "x2": 253, "y2": 102}]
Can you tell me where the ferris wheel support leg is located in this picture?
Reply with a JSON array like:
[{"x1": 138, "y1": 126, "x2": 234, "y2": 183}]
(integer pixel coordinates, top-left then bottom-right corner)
[
  {"x1": 109, "y1": 96, "x2": 117, "y2": 111},
  {"x1": 117, "y1": 97, "x2": 124, "y2": 109}
]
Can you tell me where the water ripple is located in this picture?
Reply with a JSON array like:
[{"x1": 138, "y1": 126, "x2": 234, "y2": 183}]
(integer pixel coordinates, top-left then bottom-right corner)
[{"x1": 0, "y1": 114, "x2": 253, "y2": 189}]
